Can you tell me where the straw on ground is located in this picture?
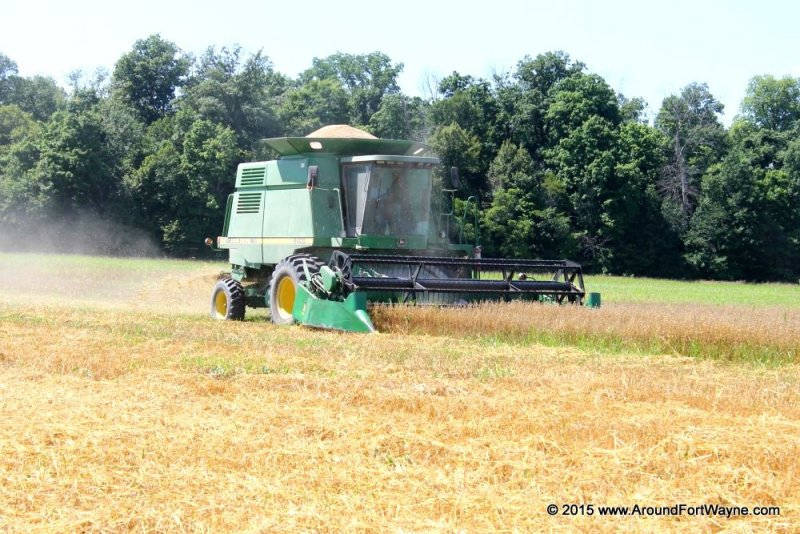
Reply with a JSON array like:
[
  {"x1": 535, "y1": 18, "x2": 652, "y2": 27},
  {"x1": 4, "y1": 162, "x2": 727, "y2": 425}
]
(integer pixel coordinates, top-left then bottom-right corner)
[{"x1": 0, "y1": 252, "x2": 797, "y2": 531}]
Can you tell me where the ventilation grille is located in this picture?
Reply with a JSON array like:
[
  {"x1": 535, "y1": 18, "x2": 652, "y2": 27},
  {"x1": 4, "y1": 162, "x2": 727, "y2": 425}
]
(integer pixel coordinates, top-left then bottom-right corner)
[
  {"x1": 240, "y1": 166, "x2": 266, "y2": 186},
  {"x1": 236, "y1": 192, "x2": 261, "y2": 214}
]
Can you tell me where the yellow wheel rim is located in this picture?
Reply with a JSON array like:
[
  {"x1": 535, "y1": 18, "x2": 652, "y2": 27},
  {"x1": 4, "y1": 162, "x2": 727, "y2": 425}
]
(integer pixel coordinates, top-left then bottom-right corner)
[
  {"x1": 276, "y1": 276, "x2": 296, "y2": 320},
  {"x1": 214, "y1": 290, "x2": 228, "y2": 318}
]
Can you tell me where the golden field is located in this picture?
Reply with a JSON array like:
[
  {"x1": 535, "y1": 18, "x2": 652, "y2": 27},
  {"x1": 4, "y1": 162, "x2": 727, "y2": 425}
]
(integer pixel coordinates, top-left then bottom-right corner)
[{"x1": 0, "y1": 252, "x2": 798, "y2": 532}]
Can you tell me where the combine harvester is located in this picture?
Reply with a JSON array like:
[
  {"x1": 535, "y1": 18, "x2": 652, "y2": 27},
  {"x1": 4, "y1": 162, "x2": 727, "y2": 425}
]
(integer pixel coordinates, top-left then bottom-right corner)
[{"x1": 207, "y1": 125, "x2": 593, "y2": 333}]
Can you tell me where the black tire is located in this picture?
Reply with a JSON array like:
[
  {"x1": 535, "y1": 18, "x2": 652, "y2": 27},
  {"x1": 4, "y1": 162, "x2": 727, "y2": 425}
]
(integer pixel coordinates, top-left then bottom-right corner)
[
  {"x1": 210, "y1": 277, "x2": 246, "y2": 320},
  {"x1": 269, "y1": 254, "x2": 324, "y2": 325}
]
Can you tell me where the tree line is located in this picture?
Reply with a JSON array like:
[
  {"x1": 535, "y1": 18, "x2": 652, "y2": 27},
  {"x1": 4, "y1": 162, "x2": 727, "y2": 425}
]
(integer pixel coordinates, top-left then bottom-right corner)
[{"x1": 1, "y1": 35, "x2": 799, "y2": 281}]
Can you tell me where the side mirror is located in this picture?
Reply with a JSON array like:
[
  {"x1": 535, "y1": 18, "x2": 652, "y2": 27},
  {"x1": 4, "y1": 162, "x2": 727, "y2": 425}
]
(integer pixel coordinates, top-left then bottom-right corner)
[
  {"x1": 307, "y1": 165, "x2": 319, "y2": 190},
  {"x1": 449, "y1": 166, "x2": 462, "y2": 189}
]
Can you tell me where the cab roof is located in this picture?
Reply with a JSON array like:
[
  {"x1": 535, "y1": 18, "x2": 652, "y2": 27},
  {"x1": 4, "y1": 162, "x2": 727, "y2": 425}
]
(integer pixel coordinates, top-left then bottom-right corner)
[{"x1": 262, "y1": 136, "x2": 433, "y2": 157}]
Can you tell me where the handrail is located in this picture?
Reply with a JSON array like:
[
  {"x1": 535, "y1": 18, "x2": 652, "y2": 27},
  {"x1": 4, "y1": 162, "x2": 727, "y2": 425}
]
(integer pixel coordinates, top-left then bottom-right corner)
[{"x1": 459, "y1": 196, "x2": 480, "y2": 246}]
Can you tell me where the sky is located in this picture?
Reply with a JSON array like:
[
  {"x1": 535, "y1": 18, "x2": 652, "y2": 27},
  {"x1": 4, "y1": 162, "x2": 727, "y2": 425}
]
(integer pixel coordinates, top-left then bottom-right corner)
[{"x1": 2, "y1": 0, "x2": 799, "y2": 124}]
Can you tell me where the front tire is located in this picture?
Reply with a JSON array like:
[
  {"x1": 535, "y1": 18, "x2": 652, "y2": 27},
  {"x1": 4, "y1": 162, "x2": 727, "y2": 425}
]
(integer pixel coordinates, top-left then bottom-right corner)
[
  {"x1": 269, "y1": 254, "x2": 323, "y2": 325},
  {"x1": 210, "y1": 278, "x2": 245, "y2": 320}
]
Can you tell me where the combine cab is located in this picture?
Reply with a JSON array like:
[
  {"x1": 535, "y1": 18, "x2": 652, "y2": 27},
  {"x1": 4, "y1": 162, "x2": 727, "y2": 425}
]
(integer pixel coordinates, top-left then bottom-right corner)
[{"x1": 208, "y1": 125, "x2": 589, "y2": 332}]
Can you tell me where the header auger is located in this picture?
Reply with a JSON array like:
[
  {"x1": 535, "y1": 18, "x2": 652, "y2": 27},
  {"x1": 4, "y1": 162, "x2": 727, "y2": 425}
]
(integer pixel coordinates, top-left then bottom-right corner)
[{"x1": 208, "y1": 125, "x2": 592, "y2": 333}]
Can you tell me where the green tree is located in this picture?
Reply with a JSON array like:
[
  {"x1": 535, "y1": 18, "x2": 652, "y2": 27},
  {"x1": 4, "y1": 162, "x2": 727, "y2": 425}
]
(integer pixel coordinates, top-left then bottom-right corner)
[
  {"x1": 127, "y1": 113, "x2": 239, "y2": 254},
  {"x1": 0, "y1": 111, "x2": 41, "y2": 230},
  {"x1": 741, "y1": 75, "x2": 800, "y2": 131},
  {"x1": 545, "y1": 73, "x2": 620, "y2": 140},
  {"x1": 486, "y1": 140, "x2": 536, "y2": 193},
  {"x1": 112, "y1": 34, "x2": 190, "y2": 124},
  {"x1": 11, "y1": 76, "x2": 66, "y2": 121},
  {"x1": 482, "y1": 189, "x2": 576, "y2": 260},
  {"x1": 0, "y1": 104, "x2": 38, "y2": 146},
  {"x1": 515, "y1": 51, "x2": 586, "y2": 95},
  {"x1": 0, "y1": 53, "x2": 18, "y2": 103},
  {"x1": 685, "y1": 121, "x2": 799, "y2": 280},
  {"x1": 545, "y1": 115, "x2": 618, "y2": 267},
  {"x1": 0, "y1": 103, "x2": 39, "y2": 238},
  {"x1": 31, "y1": 103, "x2": 117, "y2": 214},
  {"x1": 428, "y1": 122, "x2": 482, "y2": 195},
  {"x1": 180, "y1": 47, "x2": 286, "y2": 154},
  {"x1": 617, "y1": 94, "x2": 647, "y2": 123},
  {"x1": 367, "y1": 94, "x2": 427, "y2": 140},
  {"x1": 98, "y1": 96, "x2": 147, "y2": 210},
  {"x1": 655, "y1": 83, "x2": 726, "y2": 230},
  {"x1": 0, "y1": 54, "x2": 66, "y2": 122},
  {"x1": 611, "y1": 122, "x2": 682, "y2": 275},
  {"x1": 278, "y1": 78, "x2": 350, "y2": 135},
  {"x1": 495, "y1": 51, "x2": 584, "y2": 155},
  {"x1": 300, "y1": 52, "x2": 403, "y2": 126},
  {"x1": 429, "y1": 73, "x2": 499, "y2": 190},
  {"x1": 481, "y1": 139, "x2": 576, "y2": 259}
]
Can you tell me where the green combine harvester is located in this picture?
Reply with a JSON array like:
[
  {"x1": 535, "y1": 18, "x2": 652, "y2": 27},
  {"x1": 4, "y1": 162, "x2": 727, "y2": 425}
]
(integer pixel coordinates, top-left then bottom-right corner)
[{"x1": 207, "y1": 125, "x2": 589, "y2": 333}]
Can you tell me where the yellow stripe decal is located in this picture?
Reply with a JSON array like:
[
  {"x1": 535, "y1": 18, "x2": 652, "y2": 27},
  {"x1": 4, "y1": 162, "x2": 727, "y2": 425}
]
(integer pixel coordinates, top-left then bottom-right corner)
[{"x1": 218, "y1": 237, "x2": 314, "y2": 246}]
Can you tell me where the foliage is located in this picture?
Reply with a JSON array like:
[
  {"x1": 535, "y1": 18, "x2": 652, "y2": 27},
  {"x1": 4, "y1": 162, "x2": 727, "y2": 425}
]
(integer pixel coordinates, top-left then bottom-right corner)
[
  {"x1": 0, "y1": 104, "x2": 38, "y2": 146},
  {"x1": 278, "y1": 78, "x2": 349, "y2": 135},
  {"x1": 31, "y1": 104, "x2": 117, "y2": 215},
  {"x1": 127, "y1": 110, "x2": 239, "y2": 253},
  {"x1": 487, "y1": 140, "x2": 536, "y2": 193},
  {"x1": 495, "y1": 51, "x2": 584, "y2": 155},
  {"x1": 111, "y1": 34, "x2": 190, "y2": 124},
  {"x1": 430, "y1": 73, "x2": 499, "y2": 187},
  {"x1": 685, "y1": 120, "x2": 800, "y2": 280},
  {"x1": 655, "y1": 83, "x2": 726, "y2": 230},
  {"x1": 1, "y1": 53, "x2": 66, "y2": 121},
  {"x1": 180, "y1": 46, "x2": 286, "y2": 151},
  {"x1": 299, "y1": 52, "x2": 403, "y2": 127},
  {"x1": 617, "y1": 94, "x2": 647, "y2": 123},
  {"x1": 367, "y1": 94, "x2": 427, "y2": 140},
  {"x1": 428, "y1": 122, "x2": 482, "y2": 195},
  {"x1": 482, "y1": 189, "x2": 576, "y2": 260},
  {"x1": 0, "y1": 42, "x2": 799, "y2": 280},
  {"x1": 741, "y1": 75, "x2": 800, "y2": 131}
]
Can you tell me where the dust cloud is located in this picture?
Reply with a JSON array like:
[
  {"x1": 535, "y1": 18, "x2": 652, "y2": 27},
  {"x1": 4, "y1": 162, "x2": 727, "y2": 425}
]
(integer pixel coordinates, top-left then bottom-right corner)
[
  {"x1": 0, "y1": 213, "x2": 228, "y2": 314},
  {"x1": 0, "y1": 251, "x2": 226, "y2": 314},
  {"x1": 0, "y1": 212, "x2": 162, "y2": 257}
]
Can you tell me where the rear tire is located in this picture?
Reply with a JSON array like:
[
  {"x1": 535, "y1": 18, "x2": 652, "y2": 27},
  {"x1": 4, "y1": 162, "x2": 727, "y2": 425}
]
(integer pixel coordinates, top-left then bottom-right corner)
[
  {"x1": 269, "y1": 254, "x2": 323, "y2": 325},
  {"x1": 210, "y1": 278, "x2": 246, "y2": 320}
]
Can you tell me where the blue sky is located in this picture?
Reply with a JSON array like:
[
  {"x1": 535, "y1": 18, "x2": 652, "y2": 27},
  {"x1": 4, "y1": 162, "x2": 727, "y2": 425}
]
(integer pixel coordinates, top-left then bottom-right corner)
[{"x1": 3, "y1": 0, "x2": 798, "y2": 124}]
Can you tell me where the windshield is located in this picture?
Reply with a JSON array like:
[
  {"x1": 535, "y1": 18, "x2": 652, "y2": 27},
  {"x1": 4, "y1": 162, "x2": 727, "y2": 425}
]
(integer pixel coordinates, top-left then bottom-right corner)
[{"x1": 342, "y1": 163, "x2": 432, "y2": 237}]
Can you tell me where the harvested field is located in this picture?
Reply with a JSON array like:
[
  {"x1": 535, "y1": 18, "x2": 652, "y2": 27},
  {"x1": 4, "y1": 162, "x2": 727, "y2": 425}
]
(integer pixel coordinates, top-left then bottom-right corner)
[{"x1": 0, "y1": 252, "x2": 798, "y2": 531}]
